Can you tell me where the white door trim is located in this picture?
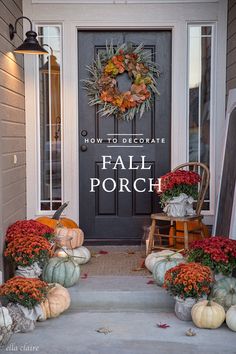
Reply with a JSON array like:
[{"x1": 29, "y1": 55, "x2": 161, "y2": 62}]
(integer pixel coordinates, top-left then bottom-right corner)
[{"x1": 23, "y1": 0, "x2": 227, "y2": 226}]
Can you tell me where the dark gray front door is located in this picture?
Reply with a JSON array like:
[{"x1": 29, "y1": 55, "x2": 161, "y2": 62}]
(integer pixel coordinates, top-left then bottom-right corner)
[{"x1": 78, "y1": 30, "x2": 171, "y2": 244}]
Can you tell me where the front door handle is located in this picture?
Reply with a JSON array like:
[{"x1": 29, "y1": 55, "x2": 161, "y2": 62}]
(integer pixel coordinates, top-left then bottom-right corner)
[{"x1": 80, "y1": 145, "x2": 88, "y2": 152}]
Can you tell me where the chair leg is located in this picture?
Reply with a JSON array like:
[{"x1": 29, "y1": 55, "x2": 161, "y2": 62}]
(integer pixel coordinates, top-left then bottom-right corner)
[
  {"x1": 183, "y1": 221, "x2": 189, "y2": 250},
  {"x1": 200, "y1": 228, "x2": 205, "y2": 239},
  {"x1": 146, "y1": 219, "x2": 156, "y2": 255},
  {"x1": 170, "y1": 220, "x2": 176, "y2": 248}
]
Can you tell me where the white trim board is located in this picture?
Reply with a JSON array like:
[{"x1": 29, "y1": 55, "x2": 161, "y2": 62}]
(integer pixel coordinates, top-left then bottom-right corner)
[
  {"x1": 32, "y1": 0, "x2": 219, "y2": 3},
  {"x1": 23, "y1": 0, "x2": 228, "y2": 226},
  {"x1": 213, "y1": 88, "x2": 236, "y2": 239}
]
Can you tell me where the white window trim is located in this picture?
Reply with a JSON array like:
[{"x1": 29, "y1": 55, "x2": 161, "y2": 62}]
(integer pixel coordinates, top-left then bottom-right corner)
[
  {"x1": 23, "y1": 0, "x2": 228, "y2": 226},
  {"x1": 186, "y1": 22, "x2": 216, "y2": 216},
  {"x1": 35, "y1": 24, "x2": 64, "y2": 214}
]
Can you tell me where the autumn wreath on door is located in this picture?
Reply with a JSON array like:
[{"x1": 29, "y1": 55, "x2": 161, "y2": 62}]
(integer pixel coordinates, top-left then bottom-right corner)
[{"x1": 83, "y1": 43, "x2": 159, "y2": 121}]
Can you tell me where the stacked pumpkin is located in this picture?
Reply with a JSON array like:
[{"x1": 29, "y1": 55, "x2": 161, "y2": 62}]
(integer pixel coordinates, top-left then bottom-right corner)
[
  {"x1": 190, "y1": 277, "x2": 236, "y2": 331},
  {"x1": 0, "y1": 277, "x2": 71, "y2": 343},
  {"x1": 146, "y1": 241, "x2": 236, "y2": 332},
  {"x1": 36, "y1": 202, "x2": 91, "y2": 288},
  {"x1": 0, "y1": 202, "x2": 91, "y2": 345},
  {"x1": 145, "y1": 250, "x2": 184, "y2": 286}
]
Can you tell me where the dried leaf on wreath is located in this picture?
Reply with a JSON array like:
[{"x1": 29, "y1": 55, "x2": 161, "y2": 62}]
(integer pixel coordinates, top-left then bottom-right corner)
[
  {"x1": 157, "y1": 323, "x2": 170, "y2": 329},
  {"x1": 81, "y1": 273, "x2": 88, "y2": 279}
]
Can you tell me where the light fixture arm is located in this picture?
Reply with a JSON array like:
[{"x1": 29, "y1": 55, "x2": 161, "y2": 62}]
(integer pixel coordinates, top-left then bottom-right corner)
[
  {"x1": 9, "y1": 16, "x2": 33, "y2": 41},
  {"x1": 42, "y1": 44, "x2": 54, "y2": 56}
]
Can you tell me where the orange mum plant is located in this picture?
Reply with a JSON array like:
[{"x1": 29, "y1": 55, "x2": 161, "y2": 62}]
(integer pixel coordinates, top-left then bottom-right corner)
[
  {"x1": 163, "y1": 262, "x2": 213, "y2": 300},
  {"x1": 0, "y1": 277, "x2": 48, "y2": 309},
  {"x1": 4, "y1": 234, "x2": 53, "y2": 267}
]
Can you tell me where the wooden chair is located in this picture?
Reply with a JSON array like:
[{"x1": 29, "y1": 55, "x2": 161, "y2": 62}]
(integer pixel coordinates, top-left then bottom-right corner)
[{"x1": 146, "y1": 162, "x2": 210, "y2": 255}]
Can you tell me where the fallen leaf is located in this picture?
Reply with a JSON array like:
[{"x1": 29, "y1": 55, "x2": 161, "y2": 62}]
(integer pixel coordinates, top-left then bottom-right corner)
[
  {"x1": 157, "y1": 323, "x2": 170, "y2": 329},
  {"x1": 96, "y1": 327, "x2": 112, "y2": 335},
  {"x1": 81, "y1": 273, "x2": 88, "y2": 279},
  {"x1": 140, "y1": 260, "x2": 145, "y2": 268},
  {"x1": 185, "y1": 328, "x2": 196, "y2": 336},
  {"x1": 127, "y1": 251, "x2": 135, "y2": 255},
  {"x1": 99, "y1": 250, "x2": 108, "y2": 255},
  {"x1": 132, "y1": 259, "x2": 146, "y2": 271},
  {"x1": 92, "y1": 253, "x2": 101, "y2": 258},
  {"x1": 147, "y1": 280, "x2": 155, "y2": 285},
  {"x1": 132, "y1": 267, "x2": 144, "y2": 271}
]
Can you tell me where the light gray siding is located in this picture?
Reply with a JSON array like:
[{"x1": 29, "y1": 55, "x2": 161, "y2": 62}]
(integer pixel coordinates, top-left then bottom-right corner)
[
  {"x1": 0, "y1": 0, "x2": 26, "y2": 276},
  {"x1": 227, "y1": 0, "x2": 236, "y2": 92}
]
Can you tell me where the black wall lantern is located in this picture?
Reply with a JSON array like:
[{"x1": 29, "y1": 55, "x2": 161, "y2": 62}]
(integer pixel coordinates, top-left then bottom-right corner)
[{"x1": 9, "y1": 16, "x2": 48, "y2": 55}]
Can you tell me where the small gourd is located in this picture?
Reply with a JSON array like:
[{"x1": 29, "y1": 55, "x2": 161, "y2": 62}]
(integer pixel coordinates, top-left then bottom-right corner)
[{"x1": 191, "y1": 300, "x2": 225, "y2": 329}]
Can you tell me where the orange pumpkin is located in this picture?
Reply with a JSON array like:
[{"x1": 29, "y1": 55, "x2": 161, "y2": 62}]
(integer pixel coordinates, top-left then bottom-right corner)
[
  {"x1": 36, "y1": 202, "x2": 78, "y2": 230},
  {"x1": 169, "y1": 220, "x2": 209, "y2": 249}
]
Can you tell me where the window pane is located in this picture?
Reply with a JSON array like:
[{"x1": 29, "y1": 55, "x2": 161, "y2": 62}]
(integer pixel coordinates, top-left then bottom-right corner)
[
  {"x1": 188, "y1": 25, "x2": 212, "y2": 210},
  {"x1": 38, "y1": 25, "x2": 62, "y2": 211}
]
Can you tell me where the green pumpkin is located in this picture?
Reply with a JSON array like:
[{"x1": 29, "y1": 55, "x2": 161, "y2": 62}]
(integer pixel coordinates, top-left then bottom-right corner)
[
  {"x1": 211, "y1": 277, "x2": 236, "y2": 311},
  {"x1": 152, "y1": 256, "x2": 184, "y2": 286},
  {"x1": 42, "y1": 257, "x2": 80, "y2": 288}
]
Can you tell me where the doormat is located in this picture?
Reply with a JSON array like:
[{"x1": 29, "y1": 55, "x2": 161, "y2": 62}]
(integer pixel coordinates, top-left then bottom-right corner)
[{"x1": 81, "y1": 246, "x2": 149, "y2": 276}]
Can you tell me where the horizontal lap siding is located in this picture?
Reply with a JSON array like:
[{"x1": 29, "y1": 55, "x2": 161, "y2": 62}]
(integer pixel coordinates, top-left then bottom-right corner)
[
  {"x1": 0, "y1": 0, "x2": 26, "y2": 277},
  {"x1": 227, "y1": 0, "x2": 236, "y2": 93}
]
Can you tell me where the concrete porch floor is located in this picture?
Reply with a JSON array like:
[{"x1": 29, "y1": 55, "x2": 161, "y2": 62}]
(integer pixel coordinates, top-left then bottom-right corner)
[{"x1": 2, "y1": 275, "x2": 236, "y2": 354}]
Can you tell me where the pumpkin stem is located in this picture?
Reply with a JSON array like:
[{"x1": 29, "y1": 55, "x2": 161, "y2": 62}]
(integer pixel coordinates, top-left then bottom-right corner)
[
  {"x1": 207, "y1": 300, "x2": 212, "y2": 306},
  {"x1": 168, "y1": 249, "x2": 184, "y2": 259},
  {"x1": 52, "y1": 202, "x2": 69, "y2": 220}
]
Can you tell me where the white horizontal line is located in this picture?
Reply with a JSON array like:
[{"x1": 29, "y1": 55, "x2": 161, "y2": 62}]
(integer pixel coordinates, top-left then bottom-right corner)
[
  {"x1": 106, "y1": 133, "x2": 144, "y2": 136},
  {"x1": 106, "y1": 145, "x2": 144, "y2": 148}
]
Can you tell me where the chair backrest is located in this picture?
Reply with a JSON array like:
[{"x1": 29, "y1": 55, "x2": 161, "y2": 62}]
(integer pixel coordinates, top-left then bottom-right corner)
[{"x1": 172, "y1": 162, "x2": 210, "y2": 216}]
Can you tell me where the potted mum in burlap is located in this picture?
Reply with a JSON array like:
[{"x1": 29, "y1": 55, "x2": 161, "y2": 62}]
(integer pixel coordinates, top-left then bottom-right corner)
[{"x1": 155, "y1": 170, "x2": 201, "y2": 217}]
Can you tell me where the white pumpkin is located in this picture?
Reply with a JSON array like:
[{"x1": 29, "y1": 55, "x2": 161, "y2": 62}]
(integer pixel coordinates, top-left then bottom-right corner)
[
  {"x1": 226, "y1": 305, "x2": 236, "y2": 332},
  {"x1": 145, "y1": 250, "x2": 183, "y2": 273},
  {"x1": 54, "y1": 246, "x2": 91, "y2": 265},
  {"x1": 0, "y1": 306, "x2": 12, "y2": 328},
  {"x1": 191, "y1": 300, "x2": 225, "y2": 329}
]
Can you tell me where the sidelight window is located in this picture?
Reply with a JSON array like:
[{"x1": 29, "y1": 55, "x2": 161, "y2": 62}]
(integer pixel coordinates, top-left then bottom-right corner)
[
  {"x1": 187, "y1": 24, "x2": 214, "y2": 211},
  {"x1": 37, "y1": 25, "x2": 63, "y2": 211}
]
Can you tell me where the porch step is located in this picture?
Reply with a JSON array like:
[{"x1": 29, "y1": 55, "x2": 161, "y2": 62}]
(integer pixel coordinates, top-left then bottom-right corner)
[{"x1": 68, "y1": 276, "x2": 174, "y2": 312}]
